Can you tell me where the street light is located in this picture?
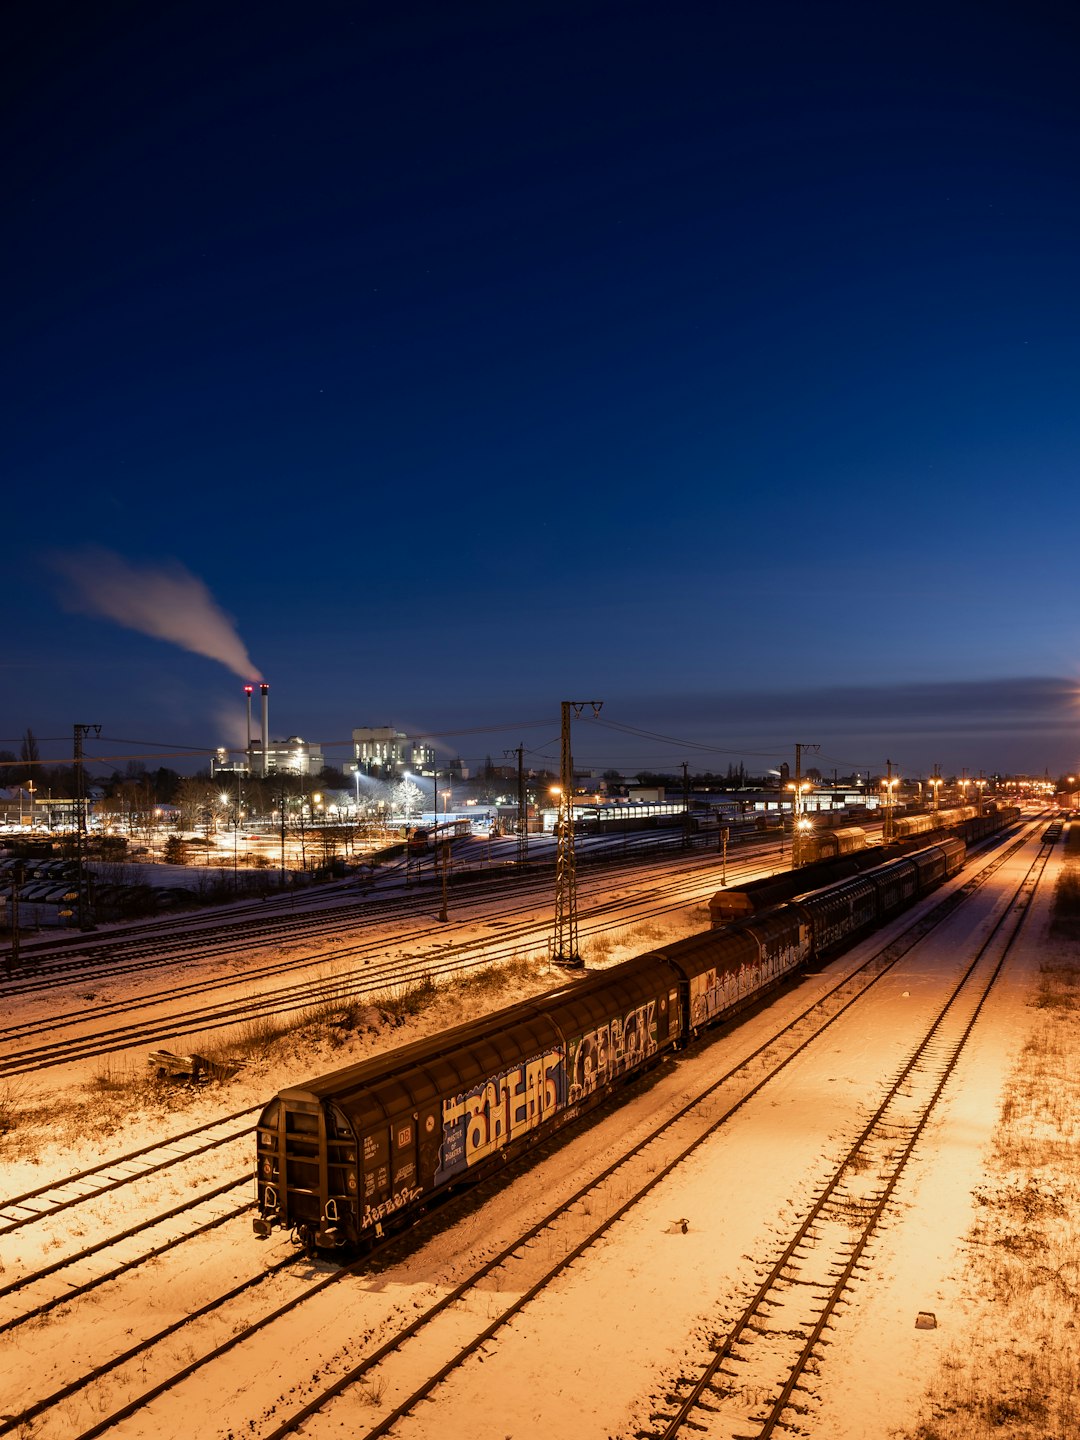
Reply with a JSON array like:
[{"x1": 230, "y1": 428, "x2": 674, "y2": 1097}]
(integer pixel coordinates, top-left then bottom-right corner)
[
  {"x1": 881, "y1": 774, "x2": 899, "y2": 844},
  {"x1": 787, "y1": 780, "x2": 812, "y2": 867}
]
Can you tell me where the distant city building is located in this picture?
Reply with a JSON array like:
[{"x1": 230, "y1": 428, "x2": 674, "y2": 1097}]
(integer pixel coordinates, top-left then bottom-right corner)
[{"x1": 349, "y1": 726, "x2": 434, "y2": 778}]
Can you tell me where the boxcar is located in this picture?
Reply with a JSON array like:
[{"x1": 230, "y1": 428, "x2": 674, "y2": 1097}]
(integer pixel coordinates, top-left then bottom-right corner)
[
  {"x1": 796, "y1": 873, "x2": 881, "y2": 955},
  {"x1": 645, "y1": 908, "x2": 810, "y2": 1036},
  {"x1": 870, "y1": 856, "x2": 921, "y2": 919},
  {"x1": 254, "y1": 953, "x2": 680, "y2": 1249}
]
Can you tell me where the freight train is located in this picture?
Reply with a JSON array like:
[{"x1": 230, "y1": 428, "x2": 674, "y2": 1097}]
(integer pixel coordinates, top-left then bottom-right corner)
[
  {"x1": 253, "y1": 836, "x2": 966, "y2": 1251},
  {"x1": 798, "y1": 825, "x2": 869, "y2": 865},
  {"x1": 711, "y1": 804, "x2": 1019, "y2": 924}
]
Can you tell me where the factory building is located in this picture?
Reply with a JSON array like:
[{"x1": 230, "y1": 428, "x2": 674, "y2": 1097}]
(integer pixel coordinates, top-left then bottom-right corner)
[
  {"x1": 211, "y1": 736, "x2": 324, "y2": 778},
  {"x1": 348, "y1": 726, "x2": 434, "y2": 779}
]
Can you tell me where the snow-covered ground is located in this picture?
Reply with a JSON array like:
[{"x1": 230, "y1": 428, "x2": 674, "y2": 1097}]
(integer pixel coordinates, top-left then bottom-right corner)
[{"x1": 1, "y1": 823, "x2": 1072, "y2": 1439}]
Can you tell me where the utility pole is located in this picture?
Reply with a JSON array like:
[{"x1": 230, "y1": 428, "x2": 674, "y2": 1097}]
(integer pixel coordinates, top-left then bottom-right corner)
[
  {"x1": 73, "y1": 723, "x2": 100, "y2": 930},
  {"x1": 883, "y1": 758, "x2": 896, "y2": 844},
  {"x1": 437, "y1": 840, "x2": 449, "y2": 922},
  {"x1": 234, "y1": 769, "x2": 241, "y2": 892},
  {"x1": 791, "y1": 742, "x2": 819, "y2": 869},
  {"x1": 505, "y1": 743, "x2": 528, "y2": 866},
  {"x1": 279, "y1": 777, "x2": 287, "y2": 890},
  {"x1": 553, "y1": 699, "x2": 602, "y2": 968},
  {"x1": 681, "y1": 762, "x2": 691, "y2": 849}
]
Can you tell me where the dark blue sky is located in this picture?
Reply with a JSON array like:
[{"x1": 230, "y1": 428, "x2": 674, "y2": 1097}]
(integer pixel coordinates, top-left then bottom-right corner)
[{"x1": 6, "y1": 1, "x2": 1080, "y2": 780}]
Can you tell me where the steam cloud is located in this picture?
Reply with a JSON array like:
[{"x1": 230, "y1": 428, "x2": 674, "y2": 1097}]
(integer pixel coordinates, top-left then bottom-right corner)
[{"x1": 51, "y1": 546, "x2": 261, "y2": 681}]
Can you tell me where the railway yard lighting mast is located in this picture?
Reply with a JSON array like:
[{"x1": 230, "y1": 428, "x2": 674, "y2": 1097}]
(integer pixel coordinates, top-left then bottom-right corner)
[
  {"x1": 790, "y1": 742, "x2": 818, "y2": 869},
  {"x1": 505, "y1": 743, "x2": 528, "y2": 866},
  {"x1": 930, "y1": 765, "x2": 942, "y2": 815},
  {"x1": 882, "y1": 760, "x2": 898, "y2": 844},
  {"x1": 553, "y1": 699, "x2": 602, "y2": 968}
]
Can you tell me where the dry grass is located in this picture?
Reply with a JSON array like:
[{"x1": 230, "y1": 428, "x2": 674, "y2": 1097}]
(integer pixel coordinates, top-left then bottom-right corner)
[
  {"x1": 0, "y1": 952, "x2": 553, "y2": 1162},
  {"x1": 582, "y1": 907, "x2": 709, "y2": 967},
  {"x1": 897, "y1": 947, "x2": 1080, "y2": 1440}
]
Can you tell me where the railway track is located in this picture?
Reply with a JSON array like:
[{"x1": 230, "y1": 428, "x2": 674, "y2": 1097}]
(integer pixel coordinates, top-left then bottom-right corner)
[
  {"x1": 246, "y1": 833, "x2": 1046, "y2": 1440},
  {"x1": 0, "y1": 1103, "x2": 319, "y2": 1440},
  {"x1": 644, "y1": 836, "x2": 1053, "y2": 1440},
  {"x1": 11, "y1": 827, "x2": 1033, "y2": 1440},
  {"x1": 0, "y1": 1107, "x2": 279, "y2": 1348},
  {"x1": 2, "y1": 846, "x2": 744, "y2": 1000},
  {"x1": 0, "y1": 1105, "x2": 258, "y2": 1237},
  {"x1": 0, "y1": 857, "x2": 743, "y2": 1078},
  {"x1": 0, "y1": 1176, "x2": 253, "y2": 1338},
  {"x1": 2, "y1": 831, "x2": 728, "y2": 988}
]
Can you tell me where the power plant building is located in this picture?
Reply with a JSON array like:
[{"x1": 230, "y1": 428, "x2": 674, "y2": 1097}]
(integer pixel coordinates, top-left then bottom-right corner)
[
  {"x1": 349, "y1": 726, "x2": 434, "y2": 778},
  {"x1": 212, "y1": 683, "x2": 324, "y2": 777},
  {"x1": 212, "y1": 736, "x2": 324, "y2": 777}
]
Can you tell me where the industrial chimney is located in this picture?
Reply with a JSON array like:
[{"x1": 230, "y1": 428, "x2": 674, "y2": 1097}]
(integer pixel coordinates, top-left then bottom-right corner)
[
  {"x1": 244, "y1": 684, "x2": 254, "y2": 769},
  {"x1": 260, "y1": 683, "x2": 270, "y2": 777}
]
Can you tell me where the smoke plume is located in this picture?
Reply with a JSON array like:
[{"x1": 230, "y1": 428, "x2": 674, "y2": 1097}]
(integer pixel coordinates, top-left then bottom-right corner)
[{"x1": 51, "y1": 546, "x2": 261, "y2": 681}]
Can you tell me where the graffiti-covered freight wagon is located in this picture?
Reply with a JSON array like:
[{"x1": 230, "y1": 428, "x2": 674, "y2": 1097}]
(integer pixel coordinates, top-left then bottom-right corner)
[{"x1": 253, "y1": 954, "x2": 680, "y2": 1249}]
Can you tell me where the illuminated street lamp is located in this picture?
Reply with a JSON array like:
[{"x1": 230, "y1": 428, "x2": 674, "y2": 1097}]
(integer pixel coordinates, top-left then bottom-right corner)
[
  {"x1": 929, "y1": 774, "x2": 942, "y2": 814},
  {"x1": 881, "y1": 774, "x2": 899, "y2": 844},
  {"x1": 787, "y1": 780, "x2": 812, "y2": 866}
]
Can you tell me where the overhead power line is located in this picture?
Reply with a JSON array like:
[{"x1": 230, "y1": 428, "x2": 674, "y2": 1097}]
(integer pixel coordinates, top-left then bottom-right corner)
[{"x1": 589, "y1": 716, "x2": 789, "y2": 759}]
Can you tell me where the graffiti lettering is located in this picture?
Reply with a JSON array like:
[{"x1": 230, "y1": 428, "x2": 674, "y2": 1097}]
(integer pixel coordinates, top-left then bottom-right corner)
[
  {"x1": 567, "y1": 1000, "x2": 658, "y2": 1103},
  {"x1": 363, "y1": 1184, "x2": 423, "y2": 1227},
  {"x1": 437, "y1": 1048, "x2": 565, "y2": 1183},
  {"x1": 689, "y1": 930, "x2": 809, "y2": 1027}
]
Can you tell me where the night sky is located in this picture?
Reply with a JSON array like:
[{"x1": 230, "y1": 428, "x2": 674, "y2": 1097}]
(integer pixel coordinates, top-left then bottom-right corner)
[{"x1": 6, "y1": 1, "x2": 1080, "y2": 782}]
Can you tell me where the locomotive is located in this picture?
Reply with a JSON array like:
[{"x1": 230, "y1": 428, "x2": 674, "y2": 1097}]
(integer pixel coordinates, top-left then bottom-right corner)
[{"x1": 254, "y1": 836, "x2": 965, "y2": 1251}]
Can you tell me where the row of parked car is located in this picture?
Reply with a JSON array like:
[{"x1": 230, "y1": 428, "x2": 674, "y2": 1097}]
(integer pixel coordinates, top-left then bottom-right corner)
[{"x1": 0, "y1": 855, "x2": 195, "y2": 926}]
